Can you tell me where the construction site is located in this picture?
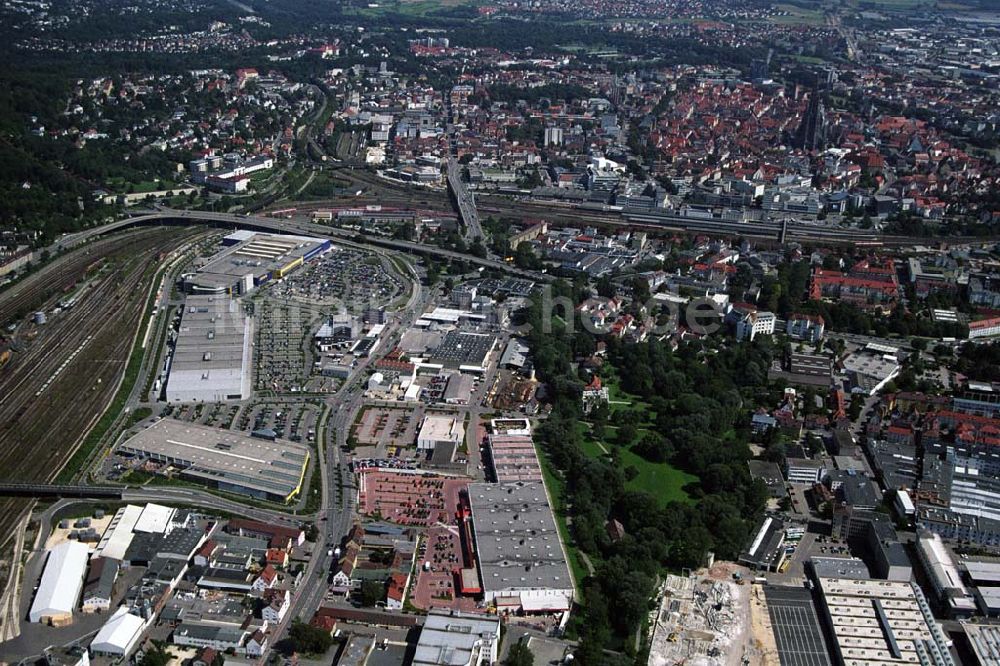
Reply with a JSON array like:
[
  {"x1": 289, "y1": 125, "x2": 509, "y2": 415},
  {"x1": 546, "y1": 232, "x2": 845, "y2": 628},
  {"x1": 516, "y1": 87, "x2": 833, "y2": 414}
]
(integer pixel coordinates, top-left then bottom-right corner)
[{"x1": 647, "y1": 563, "x2": 756, "y2": 666}]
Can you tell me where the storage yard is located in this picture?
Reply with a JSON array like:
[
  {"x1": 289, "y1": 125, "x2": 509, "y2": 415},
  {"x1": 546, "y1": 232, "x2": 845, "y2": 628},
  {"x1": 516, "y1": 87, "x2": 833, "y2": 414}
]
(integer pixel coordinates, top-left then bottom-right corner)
[{"x1": 0, "y1": 228, "x2": 202, "y2": 541}]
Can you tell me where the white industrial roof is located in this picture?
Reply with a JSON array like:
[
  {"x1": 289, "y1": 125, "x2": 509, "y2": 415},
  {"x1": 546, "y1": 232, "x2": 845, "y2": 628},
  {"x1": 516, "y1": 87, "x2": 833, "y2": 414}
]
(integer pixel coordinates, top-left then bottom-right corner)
[
  {"x1": 29, "y1": 541, "x2": 89, "y2": 623},
  {"x1": 418, "y1": 415, "x2": 464, "y2": 443},
  {"x1": 413, "y1": 612, "x2": 499, "y2": 666},
  {"x1": 134, "y1": 503, "x2": 175, "y2": 534},
  {"x1": 91, "y1": 606, "x2": 146, "y2": 655},
  {"x1": 93, "y1": 504, "x2": 143, "y2": 561},
  {"x1": 919, "y1": 532, "x2": 969, "y2": 595}
]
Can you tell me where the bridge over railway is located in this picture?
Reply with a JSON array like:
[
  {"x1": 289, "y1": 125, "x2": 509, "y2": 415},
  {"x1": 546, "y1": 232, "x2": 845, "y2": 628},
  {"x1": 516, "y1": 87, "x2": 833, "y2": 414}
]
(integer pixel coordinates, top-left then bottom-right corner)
[
  {"x1": 0, "y1": 483, "x2": 124, "y2": 498},
  {"x1": 50, "y1": 208, "x2": 549, "y2": 281},
  {"x1": 45, "y1": 204, "x2": 995, "y2": 280},
  {"x1": 446, "y1": 157, "x2": 483, "y2": 241}
]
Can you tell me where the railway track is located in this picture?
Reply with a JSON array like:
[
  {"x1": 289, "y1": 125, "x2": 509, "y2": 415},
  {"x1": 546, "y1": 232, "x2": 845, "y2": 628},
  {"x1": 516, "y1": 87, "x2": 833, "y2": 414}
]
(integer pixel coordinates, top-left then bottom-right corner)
[
  {"x1": 0, "y1": 233, "x2": 151, "y2": 328},
  {"x1": 0, "y1": 228, "x2": 199, "y2": 539},
  {"x1": 306, "y1": 167, "x2": 998, "y2": 247}
]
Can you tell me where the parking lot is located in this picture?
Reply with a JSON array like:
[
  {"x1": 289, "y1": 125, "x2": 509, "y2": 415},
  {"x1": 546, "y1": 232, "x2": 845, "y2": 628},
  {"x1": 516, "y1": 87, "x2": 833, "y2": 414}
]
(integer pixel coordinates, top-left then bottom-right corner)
[
  {"x1": 267, "y1": 247, "x2": 401, "y2": 310},
  {"x1": 357, "y1": 470, "x2": 466, "y2": 527},
  {"x1": 164, "y1": 402, "x2": 240, "y2": 430},
  {"x1": 237, "y1": 399, "x2": 323, "y2": 443},
  {"x1": 252, "y1": 298, "x2": 319, "y2": 393},
  {"x1": 351, "y1": 405, "x2": 422, "y2": 458},
  {"x1": 411, "y1": 525, "x2": 479, "y2": 613},
  {"x1": 767, "y1": 528, "x2": 848, "y2": 586}
]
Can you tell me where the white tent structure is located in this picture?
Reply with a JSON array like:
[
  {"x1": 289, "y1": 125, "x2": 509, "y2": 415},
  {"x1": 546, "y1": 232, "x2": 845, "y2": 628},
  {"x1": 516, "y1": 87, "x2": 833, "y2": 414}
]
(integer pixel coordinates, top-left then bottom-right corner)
[
  {"x1": 29, "y1": 541, "x2": 89, "y2": 624},
  {"x1": 90, "y1": 607, "x2": 145, "y2": 657}
]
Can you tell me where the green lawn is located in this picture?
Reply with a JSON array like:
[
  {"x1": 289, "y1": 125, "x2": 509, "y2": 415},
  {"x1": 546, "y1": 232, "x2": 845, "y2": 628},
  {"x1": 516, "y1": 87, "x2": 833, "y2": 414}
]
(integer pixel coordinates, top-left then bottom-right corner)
[
  {"x1": 581, "y1": 369, "x2": 698, "y2": 505},
  {"x1": 599, "y1": 369, "x2": 654, "y2": 423},
  {"x1": 580, "y1": 422, "x2": 697, "y2": 506},
  {"x1": 534, "y1": 441, "x2": 591, "y2": 591},
  {"x1": 618, "y1": 446, "x2": 697, "y2": 504}
]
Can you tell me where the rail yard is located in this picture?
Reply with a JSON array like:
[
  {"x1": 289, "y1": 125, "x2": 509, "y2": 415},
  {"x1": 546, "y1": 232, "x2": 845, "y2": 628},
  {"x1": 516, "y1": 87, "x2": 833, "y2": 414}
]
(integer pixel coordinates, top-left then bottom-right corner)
[{"x1": 0, "y1": 228, "x2": 203, "y2": 542}]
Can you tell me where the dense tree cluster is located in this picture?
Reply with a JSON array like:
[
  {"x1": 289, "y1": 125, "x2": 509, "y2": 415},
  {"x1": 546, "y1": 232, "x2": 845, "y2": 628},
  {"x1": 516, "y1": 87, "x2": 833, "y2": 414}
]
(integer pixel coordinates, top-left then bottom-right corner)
[
  {"x1": 521, "y1": 283, "x2": 768, "y2": 663},
  {"x1": 282, "y1": 621, "x2": 334, "y2": 656},
  {"x1": 954, "y1": 342, "x2": 1000, "y2": 382}
]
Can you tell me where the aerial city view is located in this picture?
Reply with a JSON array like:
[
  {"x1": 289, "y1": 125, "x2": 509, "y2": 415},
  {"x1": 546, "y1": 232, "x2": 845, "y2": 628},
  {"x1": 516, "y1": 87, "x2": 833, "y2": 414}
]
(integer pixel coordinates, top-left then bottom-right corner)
[{"x1": 2, "y1": 0, "x2": 1000, "y2": 664}]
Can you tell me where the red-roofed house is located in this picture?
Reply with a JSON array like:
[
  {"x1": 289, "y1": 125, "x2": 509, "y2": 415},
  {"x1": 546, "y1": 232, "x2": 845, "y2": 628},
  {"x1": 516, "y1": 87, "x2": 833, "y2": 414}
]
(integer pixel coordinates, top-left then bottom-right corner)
[
  {"x1": 386, "y1": 572, "x2": 409, "y2": 611},
  {"x1": 252, "y1": 565, "x2": 278, "y2": 593}
]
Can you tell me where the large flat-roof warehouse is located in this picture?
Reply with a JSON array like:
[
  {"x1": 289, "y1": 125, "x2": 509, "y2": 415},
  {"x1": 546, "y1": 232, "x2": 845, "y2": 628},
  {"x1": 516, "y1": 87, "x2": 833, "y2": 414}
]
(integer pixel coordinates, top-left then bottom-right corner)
[
  {"x1": 182, "y1": 231, "x2": 331, "y2": 295},
  {"x1": 165, "y1": 295, "x2": 252, "y2": 403},
  {"x1": 117, "y1": 420, "x2": 309, "y2": 502},
  {"x1": 468, "y1": 482, "x2": 574, "y2": 612},
  {"x1": 814, "y1": 575, "x2": 955, "y2": 666},
  {"x1": 427, "y1": 330, "x2": 497, "y2": 372}
]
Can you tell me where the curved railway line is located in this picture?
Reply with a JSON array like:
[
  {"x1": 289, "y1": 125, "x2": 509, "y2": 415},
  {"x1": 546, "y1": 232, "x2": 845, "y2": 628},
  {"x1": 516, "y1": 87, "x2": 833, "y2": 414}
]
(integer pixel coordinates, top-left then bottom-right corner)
[{"x1": 0, "y1": 227, "x2": 202, "y2": 542}]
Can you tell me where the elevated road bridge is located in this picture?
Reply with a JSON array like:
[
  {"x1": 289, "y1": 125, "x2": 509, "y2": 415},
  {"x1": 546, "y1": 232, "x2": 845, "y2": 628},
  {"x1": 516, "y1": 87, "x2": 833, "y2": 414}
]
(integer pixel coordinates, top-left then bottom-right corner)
[
  {"x1": 446, "y1": 158, "x2": 483, "y2": 241},
  {"x1": 50, "y1": 208, "x2": 549, "y2": 281},
  {"x1": 0, "y1": 484, "x2": 123, "y2": 499}
]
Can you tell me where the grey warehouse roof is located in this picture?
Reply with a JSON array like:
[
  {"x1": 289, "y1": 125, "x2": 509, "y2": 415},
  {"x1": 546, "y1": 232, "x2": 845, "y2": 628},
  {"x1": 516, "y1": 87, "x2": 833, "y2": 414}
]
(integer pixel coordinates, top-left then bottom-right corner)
[
  {"x1": 468, "y1": 482, "x2": 573, "y2": 594},
  {"x1": 166, "y1": 295, "x2": 251, "y2": 403},
  {"x1": 117, "y1": 419, "x2": 309, "y2": 500}
]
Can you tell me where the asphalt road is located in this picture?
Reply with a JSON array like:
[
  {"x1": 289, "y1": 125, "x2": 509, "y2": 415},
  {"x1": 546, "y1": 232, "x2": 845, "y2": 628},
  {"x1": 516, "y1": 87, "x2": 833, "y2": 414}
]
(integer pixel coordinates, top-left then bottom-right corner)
[
  {"x1": 49, "y1": 209, "x2": 551, "y2": 283},
  {"x1": 446, "y1": 158, "x2": 483, "y2": 241},
  {"x1": 262, "y1": 249, "x2": 429, "y2": 658}
]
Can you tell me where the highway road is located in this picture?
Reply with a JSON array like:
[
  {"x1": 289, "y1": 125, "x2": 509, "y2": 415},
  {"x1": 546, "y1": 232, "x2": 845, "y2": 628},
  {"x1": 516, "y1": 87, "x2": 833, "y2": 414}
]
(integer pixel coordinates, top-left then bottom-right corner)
[
  {"x1": 446, "y1": 157, "x2": 483, "y2": 241},
  {"x1": 48, "y1": 208, "x2": 552, "y2": 282}
]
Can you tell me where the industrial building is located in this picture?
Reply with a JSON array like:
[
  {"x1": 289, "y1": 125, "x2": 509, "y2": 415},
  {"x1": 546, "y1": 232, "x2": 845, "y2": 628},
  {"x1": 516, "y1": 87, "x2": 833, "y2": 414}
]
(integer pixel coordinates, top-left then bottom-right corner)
[
  {"x1": 416, "y1": 415, "x2": 465, "y2": 454},
  {"x1": 29, "y1": 541, "x2": 90, "y2": 625},
  {"x1": 93, "y1": 505, "x2": 144, "y2": 561},
  {"x1": 841, "y1": 343, "x2": 901, "y2": 396},
  {"x1": 81, "y1": 558, "x2": 118, "y2": 613},
  {"x1": 181, "y1": 230, "x2": 331, "y2": 295},
  {"x1": 814, "y1": 576, "x2": 955, "y2": 666},
  {"x1": 165, "y1": 295, "x2": 251, "y2": 403},
  {"x1": 487, "y1": 434, "x2": 543, "y2": 483},
  {"x1": 915, "y1": 530, "x2": 976, "y2": 617},
  {"x1": 90, "y1": 607, "x2": 146, "y2": 657},
  {"x1": 427, "y1": 330, "x2": 497, "y2": 372},
  {"x1": 412, "y1": 610, "x2": 501, "y2": 666},
  {"x1": 117, "y1": 420, "x2": 310, "y2": 502},
  {"x1": 836, "y1": 510, "x2": 911, "y2": 581},
  {"x1": 763, "y1": 586, "x2": 833, "y2": 666},
  {"x1": 963, "y1": 559, "x2": 1000, "y2": 586},
  {"x1": 468, "y1": 482, "x2": 574, "y2": 612},
  {"x1": 964, "y1": 623, "x2": 1000, "y2": 666},
  {"x1": 739, "y1": 516, "x2": 786, "y2": 572},
  {"x1": 786, "y1": 458, "x2": 827, "y2": 485}
]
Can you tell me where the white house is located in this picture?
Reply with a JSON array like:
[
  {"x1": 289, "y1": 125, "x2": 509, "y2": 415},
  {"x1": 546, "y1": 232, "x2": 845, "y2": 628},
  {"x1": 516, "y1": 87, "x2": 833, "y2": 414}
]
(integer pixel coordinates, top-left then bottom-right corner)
[
  {"x1": 251, "y1": 565, "x2": 278, "y2": 593},
  {"x1": 736, "y1": 310, "x2": 776, "y2": 342},
  {"x1": 261, "y1": 589, "x2": 290, "y2": 624},
  {"x1": 246, "y1": 630, "x2": 268, "y2": 658}
]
